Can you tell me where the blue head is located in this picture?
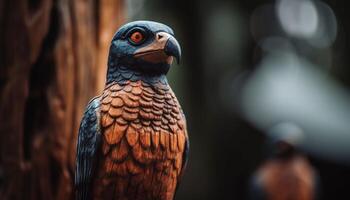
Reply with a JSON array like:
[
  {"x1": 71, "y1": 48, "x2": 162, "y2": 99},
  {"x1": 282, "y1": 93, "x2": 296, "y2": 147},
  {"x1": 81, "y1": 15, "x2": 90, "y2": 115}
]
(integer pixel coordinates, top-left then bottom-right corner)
[{"x1": 107, "y1": 21, "x2": 181, "y2": 78}]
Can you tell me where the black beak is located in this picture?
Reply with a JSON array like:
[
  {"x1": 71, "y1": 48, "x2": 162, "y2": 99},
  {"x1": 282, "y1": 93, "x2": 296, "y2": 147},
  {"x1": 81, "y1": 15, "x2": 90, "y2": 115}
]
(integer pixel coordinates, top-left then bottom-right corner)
[{"x1": 164, "y1": 37, "x2": 181, "y2": 64}]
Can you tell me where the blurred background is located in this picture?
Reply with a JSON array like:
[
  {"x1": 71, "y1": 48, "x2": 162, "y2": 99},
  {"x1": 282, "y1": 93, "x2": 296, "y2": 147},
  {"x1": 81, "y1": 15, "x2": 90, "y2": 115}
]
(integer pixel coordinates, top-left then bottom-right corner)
[{"x1": 1, "y1": 0, "x2": 350, "y2": 199}]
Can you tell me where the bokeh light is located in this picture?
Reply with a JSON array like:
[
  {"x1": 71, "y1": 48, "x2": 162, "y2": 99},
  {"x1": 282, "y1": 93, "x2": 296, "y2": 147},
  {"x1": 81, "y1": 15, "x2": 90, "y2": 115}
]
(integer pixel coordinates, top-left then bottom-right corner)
[
  {"x1": 277, "y1": 0, "x2": 319, "y2": 38},
  {"x1": 241, "y1": 49, "x2": 350, "y2": 163}
]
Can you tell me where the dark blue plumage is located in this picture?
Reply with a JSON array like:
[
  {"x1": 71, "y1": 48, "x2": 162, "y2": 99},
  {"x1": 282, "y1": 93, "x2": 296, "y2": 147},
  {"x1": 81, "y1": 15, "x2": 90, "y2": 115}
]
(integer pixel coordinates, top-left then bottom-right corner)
[
  {"x1": 106, "y1": 65, "x2": 169, "y2": 86},
  {"x1": 75, "y1": 97, "x2": 102, "y2": 200},
  {"x1": 106, "y1": 21, "x2": 181, "y2": 85}
]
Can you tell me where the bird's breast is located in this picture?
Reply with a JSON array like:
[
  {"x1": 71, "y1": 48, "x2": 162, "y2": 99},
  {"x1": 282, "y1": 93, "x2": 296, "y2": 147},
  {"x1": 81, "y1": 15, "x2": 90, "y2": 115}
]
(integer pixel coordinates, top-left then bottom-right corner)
[{"x1": 93, "y1": 80, "x2": 187, "y2": 200}]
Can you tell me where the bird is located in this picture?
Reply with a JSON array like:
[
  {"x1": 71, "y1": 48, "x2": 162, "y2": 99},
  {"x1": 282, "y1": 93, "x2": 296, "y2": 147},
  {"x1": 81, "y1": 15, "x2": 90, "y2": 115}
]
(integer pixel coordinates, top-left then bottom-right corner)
[
  {"x1": 75, "y1": 21, "x2": 189, "y2": 200},
  {"x1": 249, "y1": 123, "x2": 320, "y2": 200}
]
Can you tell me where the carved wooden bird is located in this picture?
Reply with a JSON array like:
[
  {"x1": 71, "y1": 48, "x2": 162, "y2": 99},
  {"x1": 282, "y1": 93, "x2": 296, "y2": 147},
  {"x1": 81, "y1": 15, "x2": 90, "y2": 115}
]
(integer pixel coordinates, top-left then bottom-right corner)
[
  {"x1": 75, "y1": 21, "x2": 189, "y2": 200},
  {"x1": 249, "y1": 123, "x2": 320, "y2": 200}
]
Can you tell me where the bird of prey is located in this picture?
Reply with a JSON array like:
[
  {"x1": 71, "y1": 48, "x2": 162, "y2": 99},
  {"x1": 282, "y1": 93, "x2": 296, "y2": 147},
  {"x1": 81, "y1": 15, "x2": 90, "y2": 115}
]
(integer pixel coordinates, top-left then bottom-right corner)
[
  {"x1": 249, "y1": 123, "x2": 320, "y2": 200},
  {"x1": 75, "y1": 21, "x2": 189, "y2": 200}
]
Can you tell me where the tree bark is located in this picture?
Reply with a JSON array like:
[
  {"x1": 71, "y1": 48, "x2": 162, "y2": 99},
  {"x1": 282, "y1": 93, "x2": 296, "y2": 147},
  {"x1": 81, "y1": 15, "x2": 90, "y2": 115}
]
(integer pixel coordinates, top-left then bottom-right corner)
[{"x1": 0, "y1": 0, "x2": 124, "y2": 199}]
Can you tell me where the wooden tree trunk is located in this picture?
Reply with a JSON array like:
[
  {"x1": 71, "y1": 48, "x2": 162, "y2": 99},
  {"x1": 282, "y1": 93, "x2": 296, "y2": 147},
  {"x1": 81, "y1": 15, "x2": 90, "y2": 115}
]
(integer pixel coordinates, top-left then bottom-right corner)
[{"x1": 0, "y1": 0, "x2": 124, "y2": 199}]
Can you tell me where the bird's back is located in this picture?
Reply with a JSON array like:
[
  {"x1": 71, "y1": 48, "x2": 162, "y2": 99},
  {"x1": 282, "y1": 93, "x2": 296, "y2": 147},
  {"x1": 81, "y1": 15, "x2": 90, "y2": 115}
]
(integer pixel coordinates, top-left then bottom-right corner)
[{"x1": 91, "y1": 80, "x2": 188, "y2": 200}]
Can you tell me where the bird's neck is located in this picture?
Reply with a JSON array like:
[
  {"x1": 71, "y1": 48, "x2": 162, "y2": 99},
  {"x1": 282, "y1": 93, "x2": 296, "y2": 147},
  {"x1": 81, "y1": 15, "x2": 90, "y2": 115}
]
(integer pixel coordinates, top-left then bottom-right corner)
[{"x1": 106, "y1": 65, "x2": 168, "y2": 87}]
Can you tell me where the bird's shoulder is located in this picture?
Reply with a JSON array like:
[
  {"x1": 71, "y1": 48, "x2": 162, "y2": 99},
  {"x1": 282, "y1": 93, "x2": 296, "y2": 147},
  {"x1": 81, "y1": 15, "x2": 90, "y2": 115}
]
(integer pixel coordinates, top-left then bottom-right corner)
[{"x1": 78, "y1": 96, "x2": 101, "y2": 143}]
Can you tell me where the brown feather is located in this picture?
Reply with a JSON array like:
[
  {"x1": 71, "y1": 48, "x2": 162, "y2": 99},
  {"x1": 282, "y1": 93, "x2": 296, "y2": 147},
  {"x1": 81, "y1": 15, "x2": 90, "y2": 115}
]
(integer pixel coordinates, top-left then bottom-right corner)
[
  {"x1": 125, "y1": 125, "x2": 139, "y2": 147},
  {"x1": 91, "y1": 81, "x2": 188, "y2": 200}
]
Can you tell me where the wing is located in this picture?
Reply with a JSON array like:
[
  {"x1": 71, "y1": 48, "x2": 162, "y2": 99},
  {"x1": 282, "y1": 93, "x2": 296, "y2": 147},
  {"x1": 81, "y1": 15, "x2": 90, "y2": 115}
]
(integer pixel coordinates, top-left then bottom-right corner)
[
  {"x1": 174, "y1": 113, "x2": 190, "y2": 195},
  {"x1": 75, "y1": 97, "x2": 102, "y2": 200}
]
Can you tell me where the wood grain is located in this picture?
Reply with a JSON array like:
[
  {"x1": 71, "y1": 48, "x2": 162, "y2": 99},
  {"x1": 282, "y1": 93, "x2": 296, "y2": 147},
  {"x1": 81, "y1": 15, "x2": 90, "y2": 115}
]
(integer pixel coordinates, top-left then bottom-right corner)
[{"x1": 0, "y1": 1, "x2": 124, "y2": 199}]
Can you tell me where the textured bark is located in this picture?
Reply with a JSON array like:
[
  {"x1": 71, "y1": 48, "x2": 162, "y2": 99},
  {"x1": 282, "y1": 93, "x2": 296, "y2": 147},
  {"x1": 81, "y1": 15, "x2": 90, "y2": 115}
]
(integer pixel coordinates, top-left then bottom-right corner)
[{"x1": 0, "y1": 0, "x2": 124, "y2": 199}]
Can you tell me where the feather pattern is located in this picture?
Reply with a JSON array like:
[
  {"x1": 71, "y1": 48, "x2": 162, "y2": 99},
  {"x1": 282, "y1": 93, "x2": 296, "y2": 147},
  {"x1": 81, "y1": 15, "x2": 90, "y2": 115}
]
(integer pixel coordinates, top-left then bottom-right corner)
[
  {"x1": 75, "y1": 97, "x2": 102, "y2": 200},
  {"x1": 93, "y1": 77, "x2": 188, "y2": 200},
  {"x1": 81, "y1": 68, "x2": 189, "y2": 200}
]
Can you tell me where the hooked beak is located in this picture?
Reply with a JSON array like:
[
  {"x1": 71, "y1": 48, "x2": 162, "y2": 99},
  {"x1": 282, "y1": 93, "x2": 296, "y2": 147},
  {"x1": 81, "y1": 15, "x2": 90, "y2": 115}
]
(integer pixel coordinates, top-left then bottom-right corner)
[{"x1": 133, "y1": 32, "x2": 181, "y2": 64}]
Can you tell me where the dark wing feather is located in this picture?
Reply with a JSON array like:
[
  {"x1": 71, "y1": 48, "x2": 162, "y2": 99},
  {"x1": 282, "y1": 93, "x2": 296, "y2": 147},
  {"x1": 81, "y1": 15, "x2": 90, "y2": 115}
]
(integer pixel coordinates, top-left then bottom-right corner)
[
  {"x1": 180, "y1": 135, "x2": 190, "y2": 181},
  {"x1": 75, "y1": 97, "x2": 102, "y2": 200},
  {"x1": 174, "y1": 114, "x2": 190, "y2": 196}
]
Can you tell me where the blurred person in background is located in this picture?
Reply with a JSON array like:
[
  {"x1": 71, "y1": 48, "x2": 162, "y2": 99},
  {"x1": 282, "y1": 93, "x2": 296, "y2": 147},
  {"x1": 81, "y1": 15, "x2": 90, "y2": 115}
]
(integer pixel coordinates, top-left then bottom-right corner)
[{"x1": 249, "y1": 123, "x2": 320, "y2": 200}]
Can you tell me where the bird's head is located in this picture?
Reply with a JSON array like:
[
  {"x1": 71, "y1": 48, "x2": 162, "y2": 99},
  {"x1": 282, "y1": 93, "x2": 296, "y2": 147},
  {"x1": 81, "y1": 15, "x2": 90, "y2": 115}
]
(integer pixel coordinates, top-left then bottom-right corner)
[{"x1": 107, "y1": 21, "x2": 181, "y2": 75}]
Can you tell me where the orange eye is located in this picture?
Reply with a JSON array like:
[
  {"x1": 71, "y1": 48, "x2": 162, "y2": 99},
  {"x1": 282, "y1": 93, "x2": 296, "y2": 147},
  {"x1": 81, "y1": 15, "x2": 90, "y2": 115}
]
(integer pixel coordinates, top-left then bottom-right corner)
[{"x1": 130, "y1": 31, "x2": 144, "y2": 44}]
